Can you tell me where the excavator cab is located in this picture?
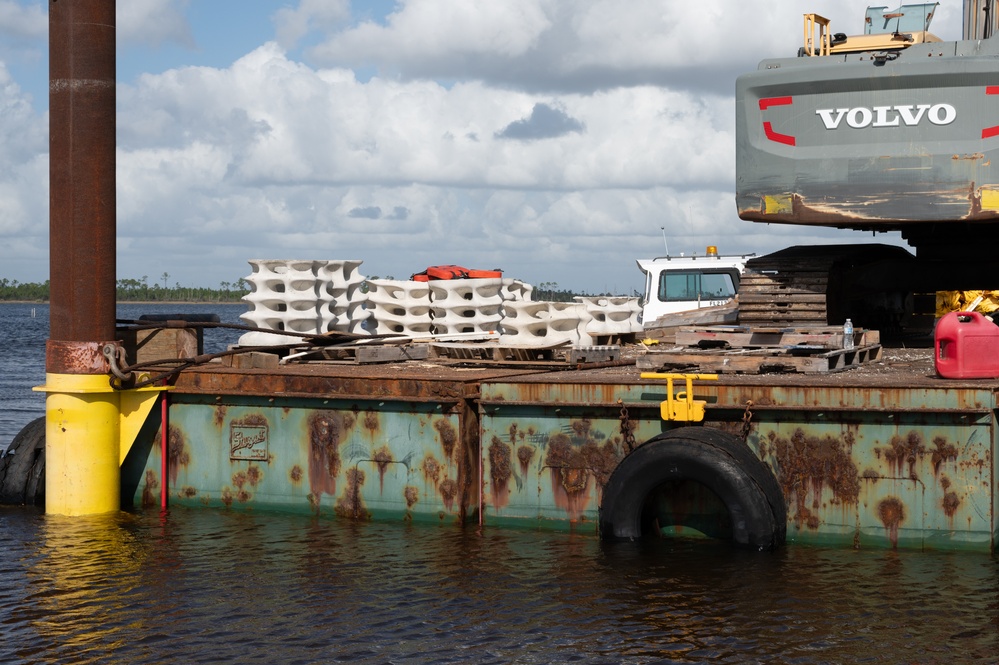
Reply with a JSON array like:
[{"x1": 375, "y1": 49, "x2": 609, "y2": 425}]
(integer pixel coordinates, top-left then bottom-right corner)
[
  {"x1": 865, "y1": 3, "x2": 939, "y2": 35},
  {"x1": 803, "y1": 4, "x2": 941, "y2": 57}
]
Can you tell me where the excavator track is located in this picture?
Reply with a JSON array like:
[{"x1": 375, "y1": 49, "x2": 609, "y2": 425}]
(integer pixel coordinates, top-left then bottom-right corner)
[
  {"x1": 738, "y1": 257, "x2": 831, "y2": 326},
  {"x1": 737, "y1": 244, "x2": 917, "y2": 330}
]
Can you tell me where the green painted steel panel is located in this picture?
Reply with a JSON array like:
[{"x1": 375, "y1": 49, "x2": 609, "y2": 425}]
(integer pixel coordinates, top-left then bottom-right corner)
[
  {"x1": 128, "y1": 394, "x2": 469, "y2": 524},
  {"x1": 123, "y1": 368, "x2": 999, "y2": 553},
  {"x1": 478, "y1": 403, "x2": 662, "y2": 531}
]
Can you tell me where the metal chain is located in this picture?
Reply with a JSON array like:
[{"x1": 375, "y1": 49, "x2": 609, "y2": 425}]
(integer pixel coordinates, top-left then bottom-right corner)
[
  {"x1": 618, "y1": 400, "x2": 638, "y2": 453},
  {"x1": 741, "y1": 400, "x2": 754, "y2": 441}
]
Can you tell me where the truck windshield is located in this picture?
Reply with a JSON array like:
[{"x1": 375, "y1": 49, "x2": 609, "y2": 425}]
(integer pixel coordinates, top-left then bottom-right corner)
[{"x1": 659, "y1": 271, "x2": 736, "y2": 302}]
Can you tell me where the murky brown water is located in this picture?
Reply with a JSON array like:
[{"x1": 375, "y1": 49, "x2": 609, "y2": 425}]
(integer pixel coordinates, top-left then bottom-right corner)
[{"x1": 1, "y1": 506, "x2": 997, "y2": 664}]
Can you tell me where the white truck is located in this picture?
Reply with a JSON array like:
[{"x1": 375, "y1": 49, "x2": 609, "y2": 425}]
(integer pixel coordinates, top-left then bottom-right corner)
[{"x1": 636, "y1": 246, "x2": 753, "y2": 329}]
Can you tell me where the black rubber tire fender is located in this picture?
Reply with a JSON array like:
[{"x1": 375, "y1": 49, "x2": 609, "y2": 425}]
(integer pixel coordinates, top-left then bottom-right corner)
[
  {"x1": 599, "y1": 427, "x2": 785, "y2": 550},
  {"x1": 0, "y1": 417, "x2": 46, "y2": 506}
]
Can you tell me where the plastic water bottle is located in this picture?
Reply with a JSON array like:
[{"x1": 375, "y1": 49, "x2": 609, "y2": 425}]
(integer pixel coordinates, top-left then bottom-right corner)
[{"x1": 843, "y1": 318, "x2": 854, "y2": 349}]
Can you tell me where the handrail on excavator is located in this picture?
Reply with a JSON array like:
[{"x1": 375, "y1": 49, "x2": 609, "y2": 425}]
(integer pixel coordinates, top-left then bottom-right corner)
[{"x1": 803, "y1": 13, "x2": 832, "y2": 57}]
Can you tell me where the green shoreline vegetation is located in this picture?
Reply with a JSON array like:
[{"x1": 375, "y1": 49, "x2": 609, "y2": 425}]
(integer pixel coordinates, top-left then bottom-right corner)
[
  {"x1": 1, "y1": 274, "x2": 628, "y2": 304},
  {"x1": 0, "y1": 274, "x2": 250, "y2": 303}
]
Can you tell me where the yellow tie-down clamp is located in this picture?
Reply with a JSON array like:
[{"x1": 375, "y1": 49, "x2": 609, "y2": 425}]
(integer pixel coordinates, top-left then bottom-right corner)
[{"x1": 640, "y1": 372, "x2": 718, "y2": 422}]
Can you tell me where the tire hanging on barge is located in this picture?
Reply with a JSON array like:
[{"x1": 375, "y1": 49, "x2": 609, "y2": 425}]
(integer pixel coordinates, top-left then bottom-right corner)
[
  {"x1": 0, "y1": 417, "x2": 46, "y2": 506},
  {"x1": 599, "y1": 427, "x2": 786, "y2": 551}
]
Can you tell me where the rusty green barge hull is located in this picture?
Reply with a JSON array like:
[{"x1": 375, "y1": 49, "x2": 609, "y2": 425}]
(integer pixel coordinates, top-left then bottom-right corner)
[{"x1": 123, "y1": 359, "x2": 998, "y2": 553}]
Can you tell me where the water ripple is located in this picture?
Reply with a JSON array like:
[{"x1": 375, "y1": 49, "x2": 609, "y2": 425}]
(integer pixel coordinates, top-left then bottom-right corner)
[{"x1": 1, "y1": 507, "x2": 998, "y2": 664}]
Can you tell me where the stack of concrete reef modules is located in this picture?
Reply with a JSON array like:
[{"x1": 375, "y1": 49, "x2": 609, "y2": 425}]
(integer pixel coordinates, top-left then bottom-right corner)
[
  {"x1": 240, "y1": 259, "x2": 369, "y2": 345},
  {"x1": 236, "y1": 259, "x2": 642, "y2": 351}
]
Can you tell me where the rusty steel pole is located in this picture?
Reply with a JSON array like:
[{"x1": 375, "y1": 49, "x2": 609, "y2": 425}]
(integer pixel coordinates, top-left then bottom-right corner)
[
  {"x1": 49, "y1": 0, "x2": 116, "y2": 348},
  {"x1": 44, "y1": 0, "x2": 121, "y2": 515}
]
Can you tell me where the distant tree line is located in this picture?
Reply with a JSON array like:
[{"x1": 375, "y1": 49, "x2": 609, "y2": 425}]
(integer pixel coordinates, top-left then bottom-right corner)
[
  {"x1": 0, "y1": 273, "x2": 250, "y2": 302},
  {"x1": 534, "y1": 281, "x2": 639, "y2": 301},
  {"x1": 1, "y1": 274, "x2": 635, "y2": 303}
]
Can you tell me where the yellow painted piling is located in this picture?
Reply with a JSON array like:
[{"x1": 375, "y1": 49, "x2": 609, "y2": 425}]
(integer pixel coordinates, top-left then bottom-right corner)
[
  {"x1": 38, "y1": 374, "x2": 121, "y2": 515},
  {"x1": 35, "y1": 373, "x2": 168, "y2": 516}
]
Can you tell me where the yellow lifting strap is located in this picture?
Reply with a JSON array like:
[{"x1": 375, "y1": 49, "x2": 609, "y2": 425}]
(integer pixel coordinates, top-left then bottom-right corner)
[{"x1": 640, "y1": 372, "x2": 718, "y2": 422}]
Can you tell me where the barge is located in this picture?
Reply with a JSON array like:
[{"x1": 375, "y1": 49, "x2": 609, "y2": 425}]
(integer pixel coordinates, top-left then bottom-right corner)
[
  {"x1": 25, "y1": 1, "x2": 999, "y2": 558},
  {"x1": 107, "y1": 341, "x2": 995, "y2": 553}
]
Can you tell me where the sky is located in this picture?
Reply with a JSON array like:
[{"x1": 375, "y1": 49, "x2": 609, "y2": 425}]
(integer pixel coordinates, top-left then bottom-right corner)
[{"x1": 0, "y1": 0, "x2": 965, "y2": 294}]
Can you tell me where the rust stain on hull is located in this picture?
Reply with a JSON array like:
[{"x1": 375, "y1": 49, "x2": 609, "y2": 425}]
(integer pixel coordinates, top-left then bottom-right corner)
[
  {"x1": 307, "y1": 411, "x2": 344, "y2": 500},
  {"x1": 166, "y1": 425, "x2": 189, "y2": 485},
  {"x1": 374, "y1": 446, "x2": 393, "y2": 494},
  {"x1": 942, "y1": 491, "x2": 961, "y2": 519},
  {"x1": 878, "y1": 497, "x2": 905, "y2": 548},
  {"x1": 141, "y1": 469, "x2": 159, "y2": 508},
  {"x1": 766, "y1": 428, "x2": 859, "y2": 530},
  {"x1": 930, "y1": 437, "x2": 958, "y2": 475},
  {"x1": 335, "y1": 467, "x2": 368, "y2": 519},
  {"x1": 435, "y1": 419, "x2": 457, "y2": 460},
  {"x1": 213, "y1": 404, "x2": 227, "y2": 428},
  {"x1": 516, "y1": 446, "x2": 535, "y2": 476},
  {"x1": 423, "y1": 455, "x2": 441, "y2": 486},
  {"x1": 489, "y1": 437, "x2": 513, "y2": 508},
  {"x1": 884, "y1": 432, "x2": 925, "y2": 480},
  {"x1": 543, "y1": 428, "x2": 621, "y2": 521},
  {"x1": 439, "y1": 478, "x2": 457, "y2": 511},
  {"x1": 363, "y1": 411, "x2": 379, "y2": 434}
]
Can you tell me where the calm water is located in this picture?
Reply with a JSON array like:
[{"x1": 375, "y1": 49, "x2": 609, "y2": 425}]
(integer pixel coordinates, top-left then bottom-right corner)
[
  {"x1": 2, "y1": 302, "x2": 999, "y2": 664},
  {"x1": 0, "y1": 302, "x2": 247, "y2": 452}
]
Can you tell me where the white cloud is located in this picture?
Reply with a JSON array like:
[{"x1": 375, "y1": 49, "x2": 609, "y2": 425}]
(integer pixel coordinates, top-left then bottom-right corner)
[
  {"x1": 120, "y1": 45, "x2": 734, "y2": 190},
  {"x1": 117, "y1": 0, "x2": 193, "y2": 47},
  {"x1": 0, "y1": 62, "x2": 46, "y2": 255},
  {"x1": 0, "y1": 0, "x2": 45, "y2": 40},
  {"x1": 3, "y1": 0, "x2": 955, "y2": 290},
  {"x1": 273, "y1": 0, "x2": 350, "y2": 49},
  {"x1": 314, "y1": 0, "x2": 553, "y2": 61},
  {"x1": 304, "y1": 1, "x2": 965, "y2": 94}
]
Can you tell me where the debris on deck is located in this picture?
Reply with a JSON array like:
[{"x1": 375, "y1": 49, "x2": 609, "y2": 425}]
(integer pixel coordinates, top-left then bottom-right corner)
[
  {"x1": 221, "y1": 339, "x2": 625, "y2": 368},
  {"x1": 638, "y1": 325, "x2": 882, "y2": 374}
]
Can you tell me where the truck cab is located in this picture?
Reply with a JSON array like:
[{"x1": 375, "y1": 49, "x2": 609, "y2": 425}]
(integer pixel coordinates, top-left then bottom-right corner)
[{"x1": 636, "y1": 247, "x2": 754, "y2": 328}]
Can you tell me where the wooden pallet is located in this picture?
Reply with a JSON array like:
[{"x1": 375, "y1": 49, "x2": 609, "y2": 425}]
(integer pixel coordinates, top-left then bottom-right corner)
[
  {"x1": 637, "y1": 343, "x2": 882, "y2": 374},
  {"x1": 674, "y1": 325, "x2": 879, "y2": 350},
  {"x1": 640, "y1": 323, "x2": 882, "y2": 374}
]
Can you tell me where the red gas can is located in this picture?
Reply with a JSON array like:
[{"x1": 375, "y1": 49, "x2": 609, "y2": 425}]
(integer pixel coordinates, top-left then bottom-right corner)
[{"x1": 934, "y1": 311, "x2": 999, "y2": 378}]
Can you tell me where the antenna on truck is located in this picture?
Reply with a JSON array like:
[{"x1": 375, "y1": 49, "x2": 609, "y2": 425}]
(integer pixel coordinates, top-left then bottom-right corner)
[{"x1": 660, "y1": 226, "x2": 670, "y2": 257}]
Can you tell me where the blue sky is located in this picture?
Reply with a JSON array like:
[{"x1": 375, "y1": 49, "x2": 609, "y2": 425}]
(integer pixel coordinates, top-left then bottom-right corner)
[{"x1": 0, "y1": 0, "x2": 964, "y2": 293}]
